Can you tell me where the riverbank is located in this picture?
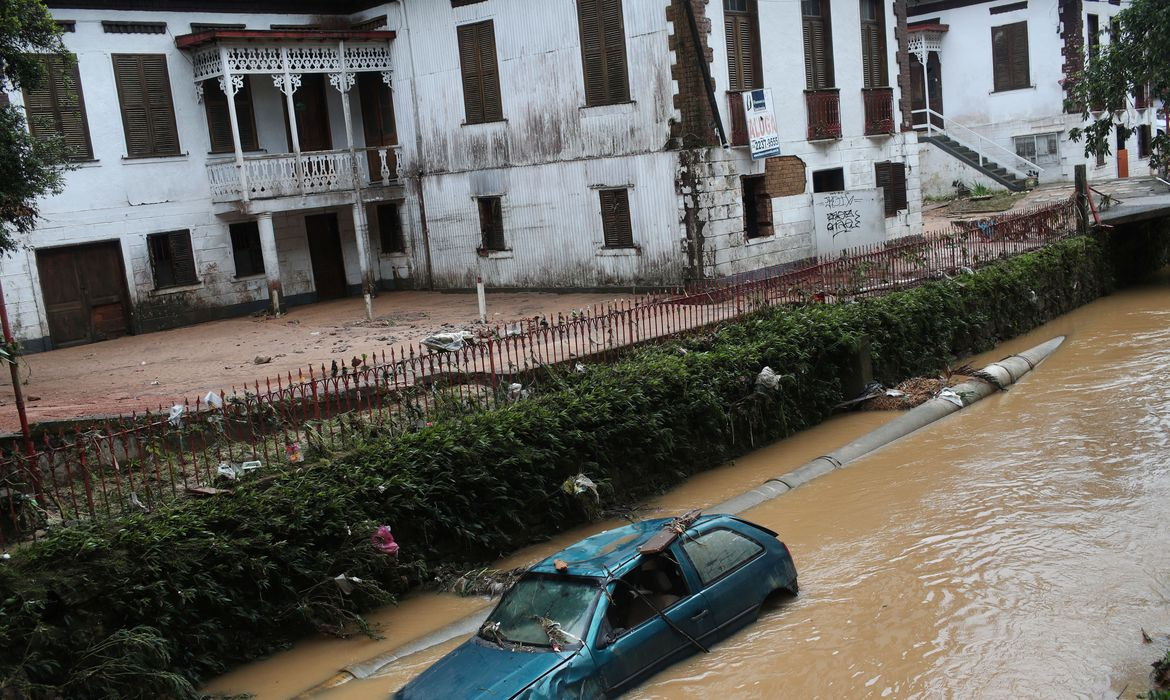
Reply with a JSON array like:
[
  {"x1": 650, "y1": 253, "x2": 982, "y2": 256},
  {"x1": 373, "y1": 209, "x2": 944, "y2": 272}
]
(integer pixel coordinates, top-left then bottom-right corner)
[{"x1": 0, "y1": 235, "x2": 1140, "y2": 697}]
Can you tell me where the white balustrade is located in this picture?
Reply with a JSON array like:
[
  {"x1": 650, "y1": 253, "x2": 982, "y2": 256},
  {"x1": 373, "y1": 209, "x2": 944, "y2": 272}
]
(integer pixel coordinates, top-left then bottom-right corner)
[{"x1": 207, "y1": 146, "x2": 402, "y2": 202}]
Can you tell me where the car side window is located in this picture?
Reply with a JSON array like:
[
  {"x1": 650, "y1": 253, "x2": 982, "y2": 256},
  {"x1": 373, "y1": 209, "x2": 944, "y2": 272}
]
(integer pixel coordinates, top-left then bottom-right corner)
[
  {"x1": 601, "y1": 554, "x2": 690, "y2": 642},
  {"x1": 681, "y1": 528, "x2": 764, "y2": 586}
]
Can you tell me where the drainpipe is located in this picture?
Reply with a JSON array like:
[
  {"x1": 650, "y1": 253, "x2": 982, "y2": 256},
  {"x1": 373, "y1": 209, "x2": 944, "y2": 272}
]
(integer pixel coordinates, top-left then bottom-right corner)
[
  {"x1": 681, "y1": 0, "x2": 728, "y2": 147},
  {"x1": 296, "y1": 335, "x2": 1066, "y2": 695},
  {"x1": 401, "y1": 0, "x2": 435, "y2": 290}
]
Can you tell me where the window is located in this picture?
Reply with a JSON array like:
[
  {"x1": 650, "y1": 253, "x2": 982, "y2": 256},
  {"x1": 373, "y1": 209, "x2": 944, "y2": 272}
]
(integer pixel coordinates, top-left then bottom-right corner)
[
  {"x1": 991, "y1": 22, "x2": 1029, "y2": 92},
  {"x1": 682, "y1": 529, "x2": 764, "y2": 585},
  {"x1": 1013, "y1": 132, "x2": 1059, "y2": 166},
  {"x1": 456, "y1": 21, "x2": 503, "y2": 124},
  {"x1": 21, "y1": 54, "x2": 93, "y2": 160},
  {"x1": 190, "y1": 22, "x2": 246, "y2": 33},
  {"x1": 577, "y1": 0, "x2": 630, "y2": 106},
  {"x1": 376, "y1": 203, "x2": 406, "y2": 253},
  {"x1": 1086, "y1": 14, "x2": 1100, "y2": 60},
  {"x1": 112, "y1": 54, "x2": 180, "y2": 158},
  {"x1": 725, "y1": 0, "x2": 762, "y2": 92},
  {"x1": 147, "y1": 231, "x2": 197, "y2": 289},
  {"x1": 860, "y1": 0, "x2": 888, "y2": 88},
  {"x1": 874, "y1": 161, "x2": 907, "y2": 216},
  {"x1": 599, "y1": 188, "x2": 634, "y2": 248},
  {"x1": 812, "y1": 167, "x2": 844, "y2": 193},
  {"x1": 802, "y1": 0, "x2": 835, "y2": 89},
  {"x1": 451, "y1": 0, "x2": 488, "y2": 6},
  {"x1": 603, "y1": 555, "x2": 691, "y2": 637},
  {"x1": 741, "y1": 175, "x2": 772, "y2": 240},
  {"x1": 203, "y1": 76, "x2": 257, "y2": 153},
  {"x1": 1137, "y1": 124, "x2": 1152, "y2": 159},
  {"x1": 477, "y1": 196, "x2": 505, "y2": 252},
  {"x1": 229, "y1": 222, "x2": 264, "y2": 277}
]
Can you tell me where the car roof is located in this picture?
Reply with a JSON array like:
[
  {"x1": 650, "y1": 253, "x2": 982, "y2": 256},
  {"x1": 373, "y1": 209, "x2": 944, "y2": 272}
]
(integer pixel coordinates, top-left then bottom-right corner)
[{"x1": 528, "y1": 514, "x2": 725, "y2": 578}]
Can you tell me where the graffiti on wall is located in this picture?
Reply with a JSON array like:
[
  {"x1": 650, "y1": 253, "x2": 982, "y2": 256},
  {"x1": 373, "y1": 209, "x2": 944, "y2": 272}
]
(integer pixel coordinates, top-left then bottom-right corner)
[{"x1": 813, "y1": 188, "x2": 886, "y2": 256}]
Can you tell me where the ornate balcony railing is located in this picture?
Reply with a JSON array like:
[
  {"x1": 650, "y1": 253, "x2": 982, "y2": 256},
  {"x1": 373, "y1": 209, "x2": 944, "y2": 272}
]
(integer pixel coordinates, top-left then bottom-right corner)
[
  {"x1": 206, "y1": 146, "x2": 401, "y2": 203},
  {"x1": 805, "y1": 89, "x2": 841, "y2": 141},
  {"x1": 863, "y1": 87, "x2": 895, "y2": 136}
]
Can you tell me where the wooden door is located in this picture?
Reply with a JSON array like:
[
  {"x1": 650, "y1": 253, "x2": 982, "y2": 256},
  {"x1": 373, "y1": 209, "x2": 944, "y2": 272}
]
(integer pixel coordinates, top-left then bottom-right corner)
[
  {"x1": 284, "y1": 73, "x2": 332, "y2": 152},
  {"x1": 910, "y1": 53, "x2": 943, "y2": 128},
  {"x1": 358, "y1": 72, "x2": 397, "y2": 182},
  {"x1": 36, "y1": 242, "x2": 131, "y2": 348},
  {"x1": 305, "y1": 213, "x2": 347, "y2": 300}
]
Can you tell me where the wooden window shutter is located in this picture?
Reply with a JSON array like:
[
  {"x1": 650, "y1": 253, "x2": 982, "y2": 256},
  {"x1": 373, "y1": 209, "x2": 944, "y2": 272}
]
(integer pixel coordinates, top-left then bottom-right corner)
[
  {"x1": 725, "y1": 1, "x2": 762, "y2": 92},
  {"x1": 802, "y1": 5, "x2": 834, "y2": 90},
  {"x1": 599, "y1": 189, "x2": 633, "y2": 247},
  {"x1": 875, "y1": 162, "x2": 906, "y2": 216},
  {"x1": 113, "y1": 54, "x2": 180, "y2": 157},
  {"x1": 457, "y1": 21, "x2": 502, "y2": 124},
  {"x1": 477, "y1": 197, "x2": 505, "y2": 251},
  {"x1": 577, "y1": 0, "x2": 629, "y2": 106},
  {"x1": 148, "y1": 230, "x2": 198, "y2": 288},
  {"x1": 22, "y1": 55, "x2": 93, "y2": 160},
  {"x1": 992, "y1": 22, "x2": 1029, "y2": 91},
  {"x1": 203, "y1": 77, "x2": 257, "y2": 153},
  {"x1": 860, "y1": 2, "x2": 887, "y2": 89}
]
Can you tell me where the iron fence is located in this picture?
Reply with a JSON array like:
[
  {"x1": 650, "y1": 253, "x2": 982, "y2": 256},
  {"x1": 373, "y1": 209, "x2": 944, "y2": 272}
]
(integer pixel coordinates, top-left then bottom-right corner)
[{"x1": 0, "y1": 197, "x2": 1077, "y2": 543}]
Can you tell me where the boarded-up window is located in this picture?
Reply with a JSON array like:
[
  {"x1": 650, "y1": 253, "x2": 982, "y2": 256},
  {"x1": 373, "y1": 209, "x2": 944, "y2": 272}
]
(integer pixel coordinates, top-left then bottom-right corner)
[
  {"x1": 874, "y1": 161, "x2": 907, "y2": 217},
  {"x1": 113, "y1": 54, "x2": 180, "y2": 157},
  {"x1": 991, "y1": 22, "x2": 1029, "y2": 92},
  {"x1": 457, "y1": 21, "x2": 503, "y2": 124},
  {"x1": 147, "y1": 230, "x2": 198, "y2": 288},
  {"x1": 577, "y1": 0, "x2": 630, "y2": 106},
  {"x1": 599, "y1": 188, "x2": 634, "y2": 247},
  {"x1": 22, "y1": 54, "x2": 93, "y2": 160},
  {"x1": 802, "y1": 0, "x2": 835, "y2": 89},
  {"x1": 203, "y1": 76, "x2": 257, "y2": 153},
  {"x1": 229, "y1": 222, "x2": 264, "y2": 277},
  {"x1": 477, "y1": 197, "x2": 506, "y2": 251},
  {"x1": 377, "y1": 203, "x2": 406, "y2": 253},
  {"x1": 860, "y1": 0, "x2": 888, "y2": 88},
  {"x1": 725, "y1": 0, "x2": 762, "y2": 92}
]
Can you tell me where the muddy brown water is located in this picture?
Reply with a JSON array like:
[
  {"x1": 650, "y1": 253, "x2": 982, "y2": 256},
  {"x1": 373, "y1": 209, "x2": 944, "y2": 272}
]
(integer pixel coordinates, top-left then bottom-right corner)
[{"x1": 204, "y1": 275, "x2": 1170, "y2": 699}]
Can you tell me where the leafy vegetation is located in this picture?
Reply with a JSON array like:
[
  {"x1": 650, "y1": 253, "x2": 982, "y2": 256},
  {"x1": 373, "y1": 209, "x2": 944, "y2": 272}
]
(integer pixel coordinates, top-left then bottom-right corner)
[
  {"x1": 0, "y1": 236, "x2": 1115, "y2": 698},
  {"x1": 1067, "y1": 0, "x2": 1170, "y2": 170},
  {"x1": 0, "y1": 0, "x2": 74, "y2": 251}
]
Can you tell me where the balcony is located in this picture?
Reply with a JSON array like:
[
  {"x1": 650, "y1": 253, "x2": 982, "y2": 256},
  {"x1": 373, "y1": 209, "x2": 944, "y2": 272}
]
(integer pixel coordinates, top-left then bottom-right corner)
[
  {"x1": 176, "y1": 28, "x2": 400, "y2": 208},
  {"x1": 805, "y1": 89, "x2": 841, "y2": 141},
  {"x1": 863, "y1": 87, "x2": 895, "y2": 136},
  {"x1": 206, "y1": 146, "x2": 401, "y2": 203}
]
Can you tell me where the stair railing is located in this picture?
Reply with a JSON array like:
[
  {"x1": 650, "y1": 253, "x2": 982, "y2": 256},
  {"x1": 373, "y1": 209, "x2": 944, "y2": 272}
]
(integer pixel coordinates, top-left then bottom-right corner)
[{"x1": 913, "y1": 108, "x2": 1044, "y2": 180}]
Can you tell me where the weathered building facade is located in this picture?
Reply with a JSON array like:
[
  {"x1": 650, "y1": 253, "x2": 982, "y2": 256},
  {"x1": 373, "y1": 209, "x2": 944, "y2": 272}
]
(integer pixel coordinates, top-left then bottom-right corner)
[
  {"x1": 4, "y1": 0, "x2": 922, "y2": 351},
  {"x1": 909, "y1": 0, "x2": 1158, "y2": 197}
]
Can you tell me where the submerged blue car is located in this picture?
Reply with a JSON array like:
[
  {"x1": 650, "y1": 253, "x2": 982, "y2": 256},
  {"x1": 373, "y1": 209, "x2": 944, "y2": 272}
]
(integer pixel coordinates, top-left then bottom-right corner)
[{"x1": 394, "y1": 512, "x2": 798, "y2": 699}]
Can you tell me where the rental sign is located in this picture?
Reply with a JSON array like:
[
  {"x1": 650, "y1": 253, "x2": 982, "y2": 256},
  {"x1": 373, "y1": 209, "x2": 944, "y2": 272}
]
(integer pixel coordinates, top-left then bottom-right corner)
[{"x1": 742, "y1": 89, "x2": 781, "y2": 160}]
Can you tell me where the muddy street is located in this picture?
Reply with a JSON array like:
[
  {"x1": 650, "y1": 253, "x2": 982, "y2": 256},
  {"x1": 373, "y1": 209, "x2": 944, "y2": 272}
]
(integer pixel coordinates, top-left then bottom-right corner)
[{"x1": 204, "y1": 274, "x2": 1170, "y2": 699}]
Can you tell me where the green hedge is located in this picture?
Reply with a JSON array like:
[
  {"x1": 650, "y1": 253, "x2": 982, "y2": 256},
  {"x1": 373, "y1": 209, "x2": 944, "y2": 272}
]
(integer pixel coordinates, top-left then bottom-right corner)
[{"x1": 0, "y1": 236, "x2": 1111, "y2": 698}]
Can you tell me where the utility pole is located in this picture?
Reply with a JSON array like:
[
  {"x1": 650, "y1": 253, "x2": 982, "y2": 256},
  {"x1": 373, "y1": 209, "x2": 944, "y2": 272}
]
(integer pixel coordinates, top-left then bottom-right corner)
[{"x1": 1074, "y1": 164, "x2": 1089, "y2": 235}]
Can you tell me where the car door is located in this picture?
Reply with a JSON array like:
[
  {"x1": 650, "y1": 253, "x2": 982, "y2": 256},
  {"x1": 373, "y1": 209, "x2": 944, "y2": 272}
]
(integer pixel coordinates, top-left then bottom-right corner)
[
  {"x1": 680, "y1": 526, "x2": 772, "y2": 643},
  {"x1": 595, "y1": 557, "x2": 714, "y2": 694}
]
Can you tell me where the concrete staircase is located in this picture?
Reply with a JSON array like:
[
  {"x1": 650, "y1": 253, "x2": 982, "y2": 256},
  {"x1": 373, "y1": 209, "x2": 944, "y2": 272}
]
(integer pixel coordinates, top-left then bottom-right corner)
[{"x1": 921, "y1": 134, "x2": 1028, "y2": 192}]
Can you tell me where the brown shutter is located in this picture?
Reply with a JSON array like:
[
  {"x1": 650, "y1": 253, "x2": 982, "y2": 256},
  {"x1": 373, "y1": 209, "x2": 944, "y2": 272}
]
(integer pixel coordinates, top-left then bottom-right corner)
[
  {"x1": 875, "y1": 162, "x2": 906, "y2": 216},
  {"x1": 1009, "y1": 23, "x2": 1029, "y2": 89},
  {"x1": 457, "y1": 21, "x2": 501, "y2": 124},
  {"x1": 725, "y1": 2, "x2": 762, "y2": 92},
  {"x1": 169, "y1": 231, "x2": 198, "y2": 285},
  {"x1": 23, "y1": 55, "x2": 93, "y2": 160},
  {"x1": 600, "y1": 189, "x2": 633, "y2": 248},
  {"x1": 113, "y1": 54, "x2": 179, "y2": 157},
  {"x1": 578, "y1": 0, "x2": 628, "y2": 106},
  {"x1": 992, "y1": 22, "x2": 1028, "y2": 91},
  {"x1": 803, "y1": 7, "x2": 834, "y2": 90},
  {"x1": 204, "y1": 77, "x2": 257, "y2": 153},
  {"x1": 860, "y1": 4, "x2": 887, "y2": 89},
  {"x1": 725, "y1": 14, "x2": 741, "y2": 90}
]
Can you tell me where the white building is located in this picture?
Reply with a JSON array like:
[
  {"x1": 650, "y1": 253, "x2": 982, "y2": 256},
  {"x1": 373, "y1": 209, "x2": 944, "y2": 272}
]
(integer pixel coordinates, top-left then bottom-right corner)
[
  {"x1": 4, "y1": 0, "x2": 922, "y2": 351},
  {"x1": 907, "y1": 0, "x2": 1159, "y2": 197}
]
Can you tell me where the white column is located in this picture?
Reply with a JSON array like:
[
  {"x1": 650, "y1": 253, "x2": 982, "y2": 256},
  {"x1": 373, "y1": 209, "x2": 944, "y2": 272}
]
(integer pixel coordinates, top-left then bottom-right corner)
[
  {"x1": 218, "y1": 47, "x2": 249, "y2": 202},
  {"x1": 333, "y1": 40, "x2": 375, "y2": 321},
  {"x1": 257, "y1": 212, "x2": 283, "y2": 315},
  {"x1": 277, "y1": 48, "x2": 304, "y2": 194}
]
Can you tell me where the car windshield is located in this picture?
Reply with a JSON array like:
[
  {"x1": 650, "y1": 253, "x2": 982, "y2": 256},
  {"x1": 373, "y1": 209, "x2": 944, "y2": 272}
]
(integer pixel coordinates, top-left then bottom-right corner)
[{"x1": 480, "y1": 576, "x2": 600, "y2": 649}]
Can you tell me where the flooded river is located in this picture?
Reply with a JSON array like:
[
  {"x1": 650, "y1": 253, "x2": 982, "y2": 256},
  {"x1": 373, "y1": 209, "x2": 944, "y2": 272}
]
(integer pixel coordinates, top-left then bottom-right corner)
[{"x1": 205, "y1": 274, "x2": 1170, "y2": 699}]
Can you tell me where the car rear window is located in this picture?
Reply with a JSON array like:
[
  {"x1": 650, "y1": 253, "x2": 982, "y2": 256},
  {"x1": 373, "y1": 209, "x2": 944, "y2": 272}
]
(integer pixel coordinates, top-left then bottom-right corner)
[{"x1": 682, "y1": 528, "x2": 765, "y2": 585}]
